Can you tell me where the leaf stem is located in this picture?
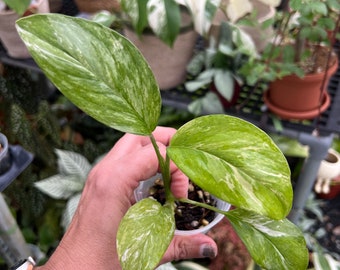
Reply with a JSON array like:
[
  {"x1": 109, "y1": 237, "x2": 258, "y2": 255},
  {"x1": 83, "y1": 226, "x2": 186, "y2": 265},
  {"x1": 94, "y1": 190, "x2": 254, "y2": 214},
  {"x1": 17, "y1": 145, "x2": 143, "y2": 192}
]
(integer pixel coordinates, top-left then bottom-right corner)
[
  {"x1": 178, "y1": 198, "x2": 229, "y2": 216},
  {"x1": 149, "y1": 134, "x2": 173, "y2": 202}
]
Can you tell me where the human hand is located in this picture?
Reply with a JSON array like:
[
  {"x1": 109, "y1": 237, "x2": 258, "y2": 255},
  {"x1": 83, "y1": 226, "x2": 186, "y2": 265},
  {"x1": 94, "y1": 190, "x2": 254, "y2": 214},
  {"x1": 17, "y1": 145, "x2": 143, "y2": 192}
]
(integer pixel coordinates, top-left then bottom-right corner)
[{"x1": 37, "y1": 127, "x2": 217, "y2": 270}]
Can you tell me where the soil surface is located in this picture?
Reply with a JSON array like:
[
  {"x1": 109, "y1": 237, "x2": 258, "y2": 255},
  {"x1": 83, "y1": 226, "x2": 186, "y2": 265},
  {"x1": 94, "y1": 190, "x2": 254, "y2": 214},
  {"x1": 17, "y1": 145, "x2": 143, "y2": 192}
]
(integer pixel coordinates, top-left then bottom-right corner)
[{"x1": 148, "y1": 179, "x2": 218, "y2": 230}]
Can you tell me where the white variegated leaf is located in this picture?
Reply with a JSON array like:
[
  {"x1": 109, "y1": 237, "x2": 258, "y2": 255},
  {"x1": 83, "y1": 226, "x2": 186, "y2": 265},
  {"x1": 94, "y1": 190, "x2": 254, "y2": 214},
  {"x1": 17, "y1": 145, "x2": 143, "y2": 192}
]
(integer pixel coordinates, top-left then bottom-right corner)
[
  {"x1": 226, "y1": 0, "x2": 253, "y2": 23},
  {"x1": 214, "y1": 70, "x2": 234, "y2": 101},
  {"x1": 61, "y1": 193, "x2": 81, "y2": 230},
  {"x1": 34, "y1": 175, "x2": 84, "y2": 199},
  {"x1": 117, "y1": 198, "x2": 175, "y2": 270},
  {"x1": 55, "y1": 149, "x2": 91, "y2": 179}
]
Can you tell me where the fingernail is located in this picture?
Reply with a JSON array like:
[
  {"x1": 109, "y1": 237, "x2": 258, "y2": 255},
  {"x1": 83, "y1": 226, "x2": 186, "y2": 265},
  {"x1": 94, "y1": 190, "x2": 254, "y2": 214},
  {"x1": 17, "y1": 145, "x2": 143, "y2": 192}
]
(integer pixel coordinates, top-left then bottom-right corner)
[{"x1": 201, "y1": 245, "x2": 217, "y2": 258}]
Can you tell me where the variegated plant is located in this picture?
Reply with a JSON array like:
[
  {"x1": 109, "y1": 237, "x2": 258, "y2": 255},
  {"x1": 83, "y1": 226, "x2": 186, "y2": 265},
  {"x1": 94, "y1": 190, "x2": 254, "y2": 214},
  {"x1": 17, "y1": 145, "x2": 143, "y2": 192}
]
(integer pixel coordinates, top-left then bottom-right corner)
[
  {"x1": 119, "y1": 0, "x2": 281, "y2": 47},
  {"x1": 34, "y1": 149, "x2": 97, "y2": 230},
  {"x1": 17, "y1": 14, "x2": 308, "y2": 270}
]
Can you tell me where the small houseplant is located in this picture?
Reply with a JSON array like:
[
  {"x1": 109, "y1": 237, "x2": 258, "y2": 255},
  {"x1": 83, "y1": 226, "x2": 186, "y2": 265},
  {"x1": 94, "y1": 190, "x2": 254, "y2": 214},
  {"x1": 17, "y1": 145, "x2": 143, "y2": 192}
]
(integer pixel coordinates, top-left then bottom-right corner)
[
  {"x1": 253, "y1": 0, "x2": 340, "y2": 120},
  {"x1": 17, "y1": 14, "x2": 308, "y2": 269},
  {"x1": 184, "y1": 21, "x2": 261, "y2": 115}
]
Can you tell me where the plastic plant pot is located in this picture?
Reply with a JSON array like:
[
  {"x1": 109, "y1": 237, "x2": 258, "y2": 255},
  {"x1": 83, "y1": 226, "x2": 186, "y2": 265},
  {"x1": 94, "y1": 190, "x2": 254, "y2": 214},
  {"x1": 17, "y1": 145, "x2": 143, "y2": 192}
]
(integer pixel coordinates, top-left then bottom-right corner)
[{"x1": 134, "y1": 174, "x2": 231, "y2": 235}]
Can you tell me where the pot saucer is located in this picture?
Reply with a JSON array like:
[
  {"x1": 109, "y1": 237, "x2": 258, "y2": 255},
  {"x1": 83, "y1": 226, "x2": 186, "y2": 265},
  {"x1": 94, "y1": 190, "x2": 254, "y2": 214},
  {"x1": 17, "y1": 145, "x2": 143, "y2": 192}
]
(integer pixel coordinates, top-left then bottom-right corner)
[
  {"x1": 0, "y1": 145, "x2": 34, "y2": 191},
  {"x1": 263, "y1": 91, "x2": 331, "y2": 120}
]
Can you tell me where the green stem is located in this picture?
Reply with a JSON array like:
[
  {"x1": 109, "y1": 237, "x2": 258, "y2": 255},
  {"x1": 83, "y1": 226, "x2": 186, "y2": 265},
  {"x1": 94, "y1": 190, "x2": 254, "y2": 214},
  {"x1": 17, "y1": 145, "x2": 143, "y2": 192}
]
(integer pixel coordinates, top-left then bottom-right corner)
[
  {"x1": 178, "y1": 198, "x2": 228, "y2": 216},
  {"x1": 149, "y1": 134, "x2": 173, "y2": 202}
]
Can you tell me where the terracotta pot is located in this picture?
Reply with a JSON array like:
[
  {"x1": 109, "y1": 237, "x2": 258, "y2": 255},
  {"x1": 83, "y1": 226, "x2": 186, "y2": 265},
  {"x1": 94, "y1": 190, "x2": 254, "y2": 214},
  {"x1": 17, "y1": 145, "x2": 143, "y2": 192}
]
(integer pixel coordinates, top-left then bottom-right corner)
[
  {"x1": 74, "y1": 0, "x2": 120, "y2": 13},
  {"x1": 123, "y1": 11, "x2": 198, "y2": 90},
  {"x1": 264, "y1": 55, "x2": 338, "y2": 120},
  {"x1": 0, "y1": 0, "x2": 50, "y2": 59}
]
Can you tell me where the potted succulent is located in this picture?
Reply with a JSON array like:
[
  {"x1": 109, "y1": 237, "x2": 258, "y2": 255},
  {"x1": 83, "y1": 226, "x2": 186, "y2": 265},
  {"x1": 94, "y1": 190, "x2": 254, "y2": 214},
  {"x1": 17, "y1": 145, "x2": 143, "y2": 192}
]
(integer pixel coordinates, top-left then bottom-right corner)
[
  {"x1": 17, "y1": 13, "x2": 309, "y2": 269},
  {"x1": 257, "y1": 0, "x2": 340, "y2": 120},
  {"x1": 0, "y1": 0, "x2": 50, "y2": 58}
]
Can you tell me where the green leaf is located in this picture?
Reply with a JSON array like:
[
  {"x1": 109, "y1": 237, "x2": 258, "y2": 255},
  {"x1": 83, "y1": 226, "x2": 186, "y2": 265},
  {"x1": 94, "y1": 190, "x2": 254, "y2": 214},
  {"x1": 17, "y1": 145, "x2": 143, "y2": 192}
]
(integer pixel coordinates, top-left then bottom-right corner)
[
  {"x1": 226, "y1": 208, "x2": 309, "y2": 270},
  {"x1": 3, "y1": 0, "x2": 30, "y2": 16},
  {"x1": 168, "y1": 115, "x2": 292, "y2": 219},
  {"x1": 16, "y1": 14, "x2": 161, "y2": 135},
  {"x1": 117, "y1": 199, "x2": 175, "y2": 270},
  {"x1": 147, "y1": 0, "x2": 181, "y2": 47}
]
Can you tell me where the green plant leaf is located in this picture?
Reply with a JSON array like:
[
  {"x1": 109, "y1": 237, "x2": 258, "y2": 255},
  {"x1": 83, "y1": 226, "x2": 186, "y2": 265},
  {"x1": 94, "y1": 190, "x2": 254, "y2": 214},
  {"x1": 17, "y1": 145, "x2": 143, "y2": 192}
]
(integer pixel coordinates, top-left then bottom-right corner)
[
  {"x1": 226, "y1": 208, "x2": 309, "y2": 270},
  {"x1": 3, "y1": 0, "x2": 30, "y2": 16},
  {"x1": 168, "y1": 115, "x2": 292, "y2": 219},
  {"x1": 16, "y1": 14, "x2": 161, "y2": 135},
  {"x1": 117, "y1": 198, "x2": 175, "y2": 270}
]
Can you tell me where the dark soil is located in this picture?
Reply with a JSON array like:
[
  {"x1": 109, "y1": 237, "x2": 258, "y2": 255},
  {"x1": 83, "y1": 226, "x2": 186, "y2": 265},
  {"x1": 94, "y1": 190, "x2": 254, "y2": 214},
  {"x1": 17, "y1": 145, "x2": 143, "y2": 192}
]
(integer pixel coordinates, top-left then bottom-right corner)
[{"x1": 148, "y1": 178, "x2": 218, "y2": 230}]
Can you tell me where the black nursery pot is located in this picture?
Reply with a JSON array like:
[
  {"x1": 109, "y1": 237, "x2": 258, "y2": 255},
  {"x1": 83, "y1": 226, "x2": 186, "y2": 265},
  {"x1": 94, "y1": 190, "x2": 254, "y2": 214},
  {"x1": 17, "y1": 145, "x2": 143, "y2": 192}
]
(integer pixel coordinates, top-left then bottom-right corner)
[{"x1": 0, "y1": 133, "x2": 11, "y2": 175}]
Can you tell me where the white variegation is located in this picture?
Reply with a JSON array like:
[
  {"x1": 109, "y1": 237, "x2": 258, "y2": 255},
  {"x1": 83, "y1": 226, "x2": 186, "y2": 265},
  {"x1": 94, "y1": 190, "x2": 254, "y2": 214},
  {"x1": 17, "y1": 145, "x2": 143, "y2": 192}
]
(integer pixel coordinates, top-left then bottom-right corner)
[
  {"x1": 117, "y1": 199, "x2": 175, "y2": 270},
  {"x1": 55, "y1": 149, "x2": 91, "y2": 179},
  {"x1": 227, "y1": 208, "x2": 309, "y2": 270},
  {"x1": 147, "y1": 0, "x2": 166, "y2": 36}
]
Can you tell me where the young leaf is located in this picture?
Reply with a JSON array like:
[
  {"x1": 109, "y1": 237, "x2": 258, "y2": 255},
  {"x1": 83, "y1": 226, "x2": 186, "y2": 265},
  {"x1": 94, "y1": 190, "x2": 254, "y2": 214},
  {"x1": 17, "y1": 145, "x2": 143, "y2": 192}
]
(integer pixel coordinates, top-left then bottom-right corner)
[
  {"x1": 117, "y1": 199, "x2": 175, "y2": 270},
  {"x1": 16, "y1": 14, "x2": 161, "y2": 135},
  {"x1": 168, "y1": 115, "x2": 292, "y2": 220},
  {"x1": 226, "y1": 208, "x2": 309, "y2": 270}
]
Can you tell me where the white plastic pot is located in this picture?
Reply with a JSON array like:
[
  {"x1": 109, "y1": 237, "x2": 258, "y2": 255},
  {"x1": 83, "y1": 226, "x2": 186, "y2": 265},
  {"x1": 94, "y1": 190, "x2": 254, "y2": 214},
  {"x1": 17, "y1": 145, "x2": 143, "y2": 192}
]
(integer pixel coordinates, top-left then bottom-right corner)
[{"x1": 134, "y1": 174, "x2": 231, "y2": 235}]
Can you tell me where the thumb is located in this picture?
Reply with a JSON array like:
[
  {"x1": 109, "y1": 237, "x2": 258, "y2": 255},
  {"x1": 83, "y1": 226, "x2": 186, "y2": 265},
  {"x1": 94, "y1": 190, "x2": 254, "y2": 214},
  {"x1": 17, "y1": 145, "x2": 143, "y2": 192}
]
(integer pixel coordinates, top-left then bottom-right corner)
[{"x1": 160, "y1": 234, "x2": 217, "y2": 265}]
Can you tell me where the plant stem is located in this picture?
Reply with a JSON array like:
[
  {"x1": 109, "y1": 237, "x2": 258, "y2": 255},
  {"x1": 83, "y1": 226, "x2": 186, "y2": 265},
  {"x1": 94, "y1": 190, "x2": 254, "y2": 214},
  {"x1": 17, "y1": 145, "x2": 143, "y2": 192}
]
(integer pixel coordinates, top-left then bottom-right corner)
[
  {"x1": 178, "y1": 198, "x2": 228, "y2": 216},
  {"x1": 149, "y1": 134, "x2": 173, "y2": 202}
]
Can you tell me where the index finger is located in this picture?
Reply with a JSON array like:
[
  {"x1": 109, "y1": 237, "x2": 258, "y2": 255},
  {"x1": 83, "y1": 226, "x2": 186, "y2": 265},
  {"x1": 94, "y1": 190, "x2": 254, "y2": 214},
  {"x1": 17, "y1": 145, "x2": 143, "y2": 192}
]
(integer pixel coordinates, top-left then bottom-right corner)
[{"x1": 107, "y1": 126, "x2": 177, "y2": 161}]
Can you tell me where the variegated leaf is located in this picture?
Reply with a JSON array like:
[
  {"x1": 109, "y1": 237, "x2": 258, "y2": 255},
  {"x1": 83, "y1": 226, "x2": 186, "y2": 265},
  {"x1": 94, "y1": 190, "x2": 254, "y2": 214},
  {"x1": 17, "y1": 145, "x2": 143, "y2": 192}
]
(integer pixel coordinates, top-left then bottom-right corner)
[
  {"x1": 168, "y1": 115, "x2": 292, "y2": 220},
  {"x1": 55, "y1": 149, "x2": 91, "y2": 179},
  {"x1": 62, "y1": 193, "x2": 81, "y2": 230},
  {"x1": 117, "y1": 198, "x2": 175, "y2": 270},
  {"x1": 34, "y1": 175, "x2": 84, "y2": 199},
  {"x1": 16, "y1": 14, "x2": 161, "y2": 135},
  {"x1": 226, "y1": 208, "x2": 309, "y2": 270}
]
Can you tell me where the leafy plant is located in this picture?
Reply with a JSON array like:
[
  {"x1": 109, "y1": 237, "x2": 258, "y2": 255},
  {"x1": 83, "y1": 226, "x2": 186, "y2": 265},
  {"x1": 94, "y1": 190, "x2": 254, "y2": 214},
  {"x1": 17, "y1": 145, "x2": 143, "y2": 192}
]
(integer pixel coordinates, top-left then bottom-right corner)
[
  {"x1": 185, "y1": 21, "x2": 261, "y2": 114},
  {"x1": 253, "y1": 0, "x2": 340, "y2": 82},
  {"x1": 119, "y1": 0, "x2": 220, "y2": 46},
  {"x1": 34, "y1": 149, "x2": 97, "y2": 231},
  {"x1": 17, "y1": 14, "x2": 308, "y2": 270}
]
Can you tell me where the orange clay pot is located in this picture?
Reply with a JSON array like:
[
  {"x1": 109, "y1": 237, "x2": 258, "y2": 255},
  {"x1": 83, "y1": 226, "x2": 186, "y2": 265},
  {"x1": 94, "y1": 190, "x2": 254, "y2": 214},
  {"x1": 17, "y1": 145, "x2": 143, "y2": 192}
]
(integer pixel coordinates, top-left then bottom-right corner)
[{"x1": 264, "y1": 55, "x2": 338, "y2": 120}]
